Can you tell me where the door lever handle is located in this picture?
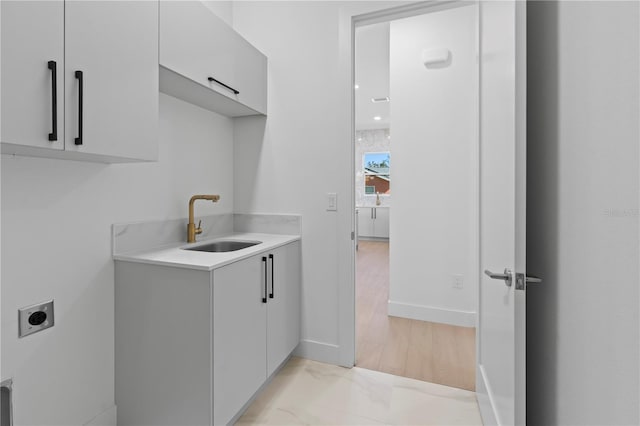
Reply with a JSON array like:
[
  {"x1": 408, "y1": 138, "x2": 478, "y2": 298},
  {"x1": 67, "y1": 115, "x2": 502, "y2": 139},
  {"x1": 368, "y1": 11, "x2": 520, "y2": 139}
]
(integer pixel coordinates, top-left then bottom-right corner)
[
  {"x1": 484, "y1": 268, "x2": 513, "y2": 287},
  {"x1": 515, "y1": 273, "x2": 542, "y2": 290}
]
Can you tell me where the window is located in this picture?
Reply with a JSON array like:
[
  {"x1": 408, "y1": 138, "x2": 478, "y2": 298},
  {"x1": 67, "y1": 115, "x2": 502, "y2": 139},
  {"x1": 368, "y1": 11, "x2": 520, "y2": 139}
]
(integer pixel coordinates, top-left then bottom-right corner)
[{"x1": 363, "y1": 152, "x2": 390, "y2": 195}]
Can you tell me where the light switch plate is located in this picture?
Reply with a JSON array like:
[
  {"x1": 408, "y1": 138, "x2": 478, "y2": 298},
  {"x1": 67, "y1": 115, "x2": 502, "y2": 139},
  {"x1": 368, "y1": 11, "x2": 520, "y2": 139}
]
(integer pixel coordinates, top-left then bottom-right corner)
[
  {"x1": 327, "y1": 193, "x2": 337, "y2": 211},
  {"x1": 452, "y1": 274, "x2": 464, "y2": 289},
  {"x1": 18, "y1": 300, "x2": 54, "y2": 338}
]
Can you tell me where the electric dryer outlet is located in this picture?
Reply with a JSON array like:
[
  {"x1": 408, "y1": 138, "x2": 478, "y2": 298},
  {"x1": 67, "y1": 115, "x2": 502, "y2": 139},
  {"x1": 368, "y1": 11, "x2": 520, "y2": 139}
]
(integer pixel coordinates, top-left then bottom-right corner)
[{"x1": 18, "y1": 300, "x2": 54, "y2": 338}]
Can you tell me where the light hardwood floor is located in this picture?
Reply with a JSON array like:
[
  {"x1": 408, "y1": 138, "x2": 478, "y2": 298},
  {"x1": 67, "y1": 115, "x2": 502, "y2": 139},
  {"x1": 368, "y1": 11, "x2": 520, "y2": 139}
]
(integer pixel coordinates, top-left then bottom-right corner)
[{"x1": 356, "y1": 240, "x2": 476, "y2": 391}]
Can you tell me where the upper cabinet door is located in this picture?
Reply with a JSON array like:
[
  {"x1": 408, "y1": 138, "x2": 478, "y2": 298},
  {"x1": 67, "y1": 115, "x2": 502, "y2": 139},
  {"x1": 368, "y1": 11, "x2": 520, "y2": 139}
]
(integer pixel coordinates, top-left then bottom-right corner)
[
  {"x1": 1, "y1": 1, "x2": 64, "y2": 150},
  {"x1": 161, "y1": 1, "x2": 235, "y2": 98},
  {"x1": 160, "y1": 1, "x2": 267, "y2": 116},
  {"x1": 234, "y1": 37, "x2": 267, "y2": 115},
  {"x1": 65, "y1": 1, "x2": 158, "y2": 161}
]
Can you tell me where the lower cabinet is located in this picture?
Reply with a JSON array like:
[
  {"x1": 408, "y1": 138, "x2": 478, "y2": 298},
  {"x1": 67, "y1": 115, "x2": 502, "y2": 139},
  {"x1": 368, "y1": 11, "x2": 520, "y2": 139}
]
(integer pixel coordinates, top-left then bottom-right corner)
[
  {"x1": 213, "y1": 242, "x2": 300, "y2": 424},
  {"x1": 266, "y1": 243, "x2": 301, "y2": 376},
  {"x1": 357, "y1": 207, "x2": 390, "y2": 239},
  {"x1": 212, "y1": 253, "x2": 266, "y2": 425},
  {"x1": 115, "y1": 241, "x2": 301, "y2": 426}
]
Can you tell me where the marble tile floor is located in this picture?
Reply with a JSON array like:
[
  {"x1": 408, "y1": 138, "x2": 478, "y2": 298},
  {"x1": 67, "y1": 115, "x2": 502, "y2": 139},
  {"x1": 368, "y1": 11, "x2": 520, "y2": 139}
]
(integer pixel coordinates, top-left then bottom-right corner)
[{"x1": 236, "y1": 357, "x2": 483, "y2": 425}]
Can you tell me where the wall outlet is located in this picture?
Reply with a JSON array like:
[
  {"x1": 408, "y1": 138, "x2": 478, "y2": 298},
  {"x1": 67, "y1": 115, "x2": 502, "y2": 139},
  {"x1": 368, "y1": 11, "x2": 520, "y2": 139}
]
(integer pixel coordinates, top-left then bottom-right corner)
[
  {"x1": 452, "y1": 274, "x2": 464, "y2": 289},
  {"x1": 18, "y1": 300, "x2": 54, "y2": 338}
]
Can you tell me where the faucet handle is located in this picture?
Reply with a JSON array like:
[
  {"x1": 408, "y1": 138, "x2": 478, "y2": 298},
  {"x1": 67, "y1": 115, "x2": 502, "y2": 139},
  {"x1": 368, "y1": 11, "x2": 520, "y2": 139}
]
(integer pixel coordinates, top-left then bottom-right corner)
[{"x1": 195, "y1": 220, "x2": 203, "y2": 235}]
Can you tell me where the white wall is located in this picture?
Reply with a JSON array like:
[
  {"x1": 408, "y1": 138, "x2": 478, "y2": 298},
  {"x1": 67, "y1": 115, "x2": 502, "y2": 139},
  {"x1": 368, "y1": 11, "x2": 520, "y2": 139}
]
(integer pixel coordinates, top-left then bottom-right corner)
[
  {"x1": 527, "y1": 1, "x2": 639, "y2": 424},
  {"x1": 1, "y1": 94, "x2": 234, "y2": 425},
  {"x1": 201, "y1": 0, "x2": 233, "y2": 26},
  {"x1": 231, "y1": 0, "x2": 455, "y2": 366},
  {"x1": 232, "y1": 1, "x2": 404, "y2": 365},
  {"x1": 232, "y1": 2, "x2": 352, "y2": 362},
  {"x1": 388, "y1": 5, "x2": 477, "y2": 327}
]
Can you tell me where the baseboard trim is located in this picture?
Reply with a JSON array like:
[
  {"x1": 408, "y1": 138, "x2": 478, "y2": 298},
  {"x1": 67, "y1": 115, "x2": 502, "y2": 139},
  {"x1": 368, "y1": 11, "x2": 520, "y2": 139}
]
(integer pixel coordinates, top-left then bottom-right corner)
[
  {"x1": 84, "y1": 405, "x2": 117, "y2": 426},
  {"x1": 388, "y1": 301, "x2": 476, "y2": 327},
  {"x1": 357, "y1": 236, "x2": 389, "y2": 241},
  {"x1": 293, "y1": 339, "x2": 340, "y2": 365}
]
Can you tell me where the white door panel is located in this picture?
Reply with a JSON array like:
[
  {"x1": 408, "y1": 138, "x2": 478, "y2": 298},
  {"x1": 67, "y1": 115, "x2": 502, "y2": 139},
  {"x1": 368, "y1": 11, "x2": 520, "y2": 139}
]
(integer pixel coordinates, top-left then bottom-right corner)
[
  {"x1": 477, "y1": 1, "x2": 527, "y2": 425},
  {"x1": 160, "y1": 1, "x2": 235, "y2": 96},
  {"x1": 1, "y1": 1, "x2": 64, "y2": 149},
  {"x1": 374, "y1": 207, "x2": 390, "y2": 238},
  {"x1": 65, "y1": 0, "x2": 158, "y2": 160},
  {"x1": 213, "y1": 255, "x2": 267, "y2": 425},
  {"x1": 266, "y1": 242, "x2": 301, "y2": 376}
]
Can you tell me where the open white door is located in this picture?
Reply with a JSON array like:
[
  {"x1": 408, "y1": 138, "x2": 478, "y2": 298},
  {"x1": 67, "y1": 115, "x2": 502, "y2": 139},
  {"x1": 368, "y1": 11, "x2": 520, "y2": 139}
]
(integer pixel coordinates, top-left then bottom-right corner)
[{"x1": 476, "y1": 1, "x2": 530, "y2": 425}]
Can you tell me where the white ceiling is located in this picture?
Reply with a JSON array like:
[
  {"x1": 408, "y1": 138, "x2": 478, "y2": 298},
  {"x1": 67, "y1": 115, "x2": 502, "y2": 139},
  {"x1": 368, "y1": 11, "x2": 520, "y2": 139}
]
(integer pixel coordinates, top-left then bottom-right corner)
[{"x1": 355, "y1": 22, "x2": 390, "y2": 131}]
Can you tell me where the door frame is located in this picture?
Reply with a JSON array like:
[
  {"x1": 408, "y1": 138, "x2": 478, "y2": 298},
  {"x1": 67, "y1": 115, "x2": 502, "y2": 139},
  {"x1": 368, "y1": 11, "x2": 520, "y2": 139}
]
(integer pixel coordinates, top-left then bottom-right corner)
[{"x1": 342, "y1": 0, "x2": 480, "y2": 368}]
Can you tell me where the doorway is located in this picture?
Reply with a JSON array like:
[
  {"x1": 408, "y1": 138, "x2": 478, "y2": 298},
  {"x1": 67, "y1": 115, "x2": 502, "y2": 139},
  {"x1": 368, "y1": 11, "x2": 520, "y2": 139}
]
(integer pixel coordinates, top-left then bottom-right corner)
[{"x1": 353, "y1": 2, "x2": 479, "y2": 392}]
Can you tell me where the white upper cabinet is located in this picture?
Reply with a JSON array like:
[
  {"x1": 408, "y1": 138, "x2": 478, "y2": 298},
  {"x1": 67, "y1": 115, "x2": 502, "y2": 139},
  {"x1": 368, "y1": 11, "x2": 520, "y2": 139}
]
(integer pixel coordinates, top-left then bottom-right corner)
[
  {"x1": 160, "y1": 1, "x2": 235, "y2": 97},
  {"x1": 1, "y1": 0, "x2": 159, "y2": 163},
  {"x1": 160, "y1": 1, "x2": 267, "y2": 117},
  {"x1": 1, "y1": 1, "x2": 64, "y2": 150},
  {"x1": 233, "y1": 37, "x2": 268, "y2": 115},
  {"x1": 64, "y1": 1, "x2": 159, "y2": 161}
]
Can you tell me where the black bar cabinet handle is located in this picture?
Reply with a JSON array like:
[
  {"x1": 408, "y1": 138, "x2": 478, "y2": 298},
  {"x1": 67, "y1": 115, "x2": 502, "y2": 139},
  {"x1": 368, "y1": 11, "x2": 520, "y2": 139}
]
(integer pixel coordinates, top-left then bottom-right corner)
[
  {"x1": 207, "y1": 76, "x2": 240, "y2": 95},
  {"x1": 269, "y1": 254, "x2": 274, "y2": 299},
  {"x1": 262, "y1": 257, "x2": 268, "y2": 303},
  {"x1": 47, "y1": 61, "x2": 57, "y2": 141},
  {"x1": 74, "y1": 70, "x2": 83, "y2": 145}
]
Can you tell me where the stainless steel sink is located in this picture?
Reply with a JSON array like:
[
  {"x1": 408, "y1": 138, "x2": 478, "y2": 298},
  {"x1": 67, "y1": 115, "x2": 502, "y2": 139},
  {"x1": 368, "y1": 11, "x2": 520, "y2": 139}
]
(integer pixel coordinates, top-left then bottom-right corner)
[{"x1": 183, "y1": 240, "x2": 261, "y2": 253}]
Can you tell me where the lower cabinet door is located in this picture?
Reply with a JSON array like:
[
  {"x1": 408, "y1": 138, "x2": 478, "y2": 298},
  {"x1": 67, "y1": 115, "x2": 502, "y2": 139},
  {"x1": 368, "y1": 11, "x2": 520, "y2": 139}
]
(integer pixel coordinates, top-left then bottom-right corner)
[
  {"x1": 358, "y1": 208, "x2": 375, "y2": 238},
  {"x1": 213, "y1": 254, "x2": 267, "y2": 425},
  {"x1": 374, "y1": 207, "x2": 390, "y2": 238},
  {"x1": 266, "y1": 242, "x2": 301, "y2": 376}
]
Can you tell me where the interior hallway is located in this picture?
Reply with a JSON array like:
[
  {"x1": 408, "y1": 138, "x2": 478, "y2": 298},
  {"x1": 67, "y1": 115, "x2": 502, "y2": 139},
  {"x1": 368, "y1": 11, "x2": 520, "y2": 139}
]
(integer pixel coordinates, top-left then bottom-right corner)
[{"x1": 356, "y1": 241, "x2": 476, "y2": 391}]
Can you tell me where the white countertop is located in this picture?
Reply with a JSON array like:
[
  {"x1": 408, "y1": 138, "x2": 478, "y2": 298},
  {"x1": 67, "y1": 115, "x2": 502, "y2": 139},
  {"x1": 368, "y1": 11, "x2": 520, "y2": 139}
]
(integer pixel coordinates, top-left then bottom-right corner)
[{"x1": 113, "y1": 232, "x2": 300, "y2": 271}]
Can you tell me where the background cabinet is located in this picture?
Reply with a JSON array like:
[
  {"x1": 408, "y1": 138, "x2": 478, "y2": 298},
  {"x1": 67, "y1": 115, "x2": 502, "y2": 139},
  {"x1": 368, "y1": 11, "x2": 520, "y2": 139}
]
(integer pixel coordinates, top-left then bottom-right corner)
[
  {"x1": 358, "y1": 207, "x2": 390, "y2": 239},
  {"x1": 160, "y1": 1, "x2": 267, "y2": 117},
  {"x1": 1, "y1": 0, "x2": 159, "y2": 162}
]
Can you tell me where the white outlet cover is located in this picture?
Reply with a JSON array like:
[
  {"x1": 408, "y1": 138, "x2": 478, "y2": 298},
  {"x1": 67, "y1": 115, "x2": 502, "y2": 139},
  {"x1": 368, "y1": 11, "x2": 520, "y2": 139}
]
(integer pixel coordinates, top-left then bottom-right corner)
[{"x1": 18, "y1": 300, "x2": 54, "y2": 338}]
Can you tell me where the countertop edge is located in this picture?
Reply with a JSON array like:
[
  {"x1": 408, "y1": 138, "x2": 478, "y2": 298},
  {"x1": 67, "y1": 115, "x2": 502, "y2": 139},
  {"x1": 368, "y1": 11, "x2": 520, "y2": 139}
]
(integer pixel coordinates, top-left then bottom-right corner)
[{"x1": 113, "y1": 233, "x2": 301, "y2": 271}]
